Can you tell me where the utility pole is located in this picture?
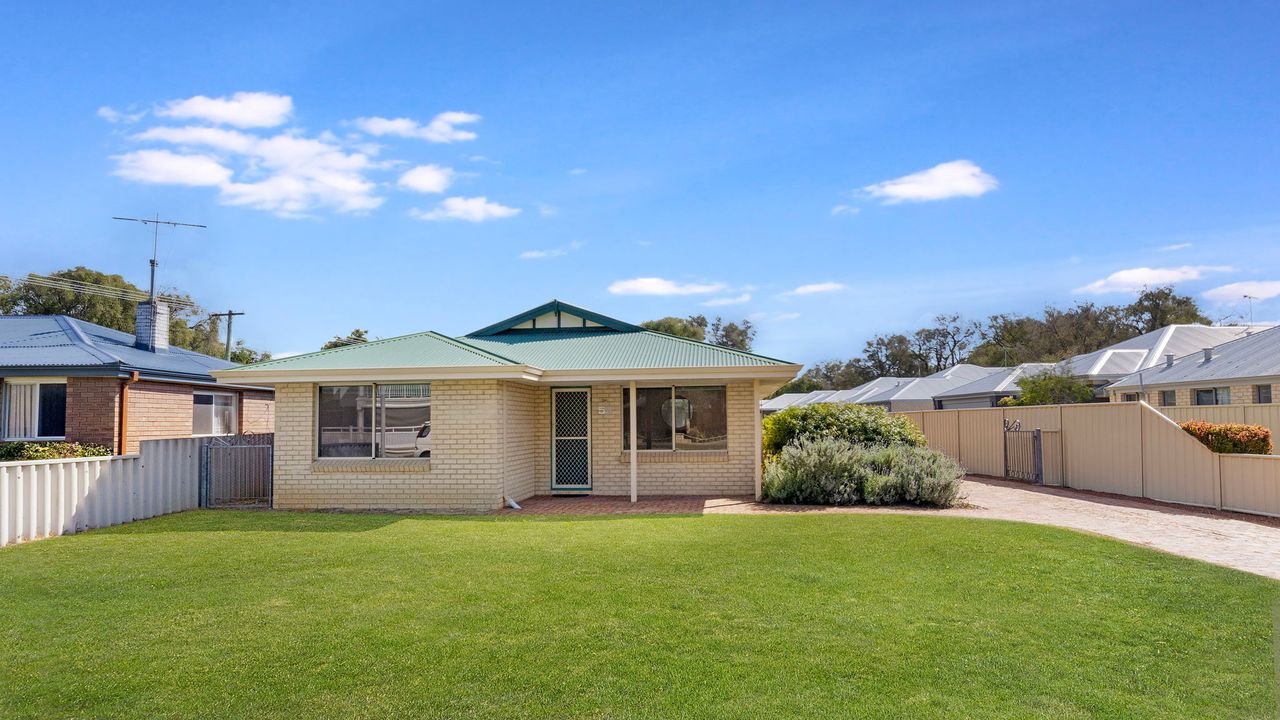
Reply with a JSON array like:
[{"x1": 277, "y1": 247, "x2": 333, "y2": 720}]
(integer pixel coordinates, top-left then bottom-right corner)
[
  {"x1": 209, "y1": 310, "x2": 245, "y2": 361},
  {"x1": 111, "y1": 213, "x2": 207, "y2": 300}
]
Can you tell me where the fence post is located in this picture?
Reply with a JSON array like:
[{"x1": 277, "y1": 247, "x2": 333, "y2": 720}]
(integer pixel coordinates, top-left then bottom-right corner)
[{"x1": 1032, "y1": 429, "x2": 1044, "y2": 485}]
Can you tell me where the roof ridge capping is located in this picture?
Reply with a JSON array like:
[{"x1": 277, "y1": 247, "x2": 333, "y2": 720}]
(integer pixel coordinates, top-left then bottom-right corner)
[{"x1": 466, "y1": 299, "x2": 644, "y2": 336}]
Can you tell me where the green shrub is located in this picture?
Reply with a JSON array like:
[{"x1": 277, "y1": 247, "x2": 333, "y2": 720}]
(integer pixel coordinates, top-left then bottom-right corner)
[
  {"x1": 762, "y1": 439, "x2": 963, "y2": 507},
  {"x1": 1179, "y1": 421, "x2": 1272, "y2": 455},
  {"x1": 0, "y1": 441, "x2": 113, "y2": 462},
  {"x1": 762, "y1": 403, "x2": 925, "y2": 458}
]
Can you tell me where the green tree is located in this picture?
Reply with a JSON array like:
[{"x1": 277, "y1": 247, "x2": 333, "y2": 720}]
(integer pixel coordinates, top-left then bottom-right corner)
[
  {"x1": 228, "y1": 340, "x2": 272, "y2": 364},
  {"x1": 708, "y1": 316, "x2": 755, "y2": 351},
  {"x1": 322, "y1": 329, "x2": 369, "y2": 350},
  {"x1": 1122, "y1": 286, "x2": 1211, "y2": 333},
  {"x1": 999, "y1": 370, "x2": 1096, "y2": 406},
  {"x1": 641, "y1": 315, "x2": 707, "y2": 341},
  {"x1": 0, "y1": 267, "x2": 269, "y2": 361}
]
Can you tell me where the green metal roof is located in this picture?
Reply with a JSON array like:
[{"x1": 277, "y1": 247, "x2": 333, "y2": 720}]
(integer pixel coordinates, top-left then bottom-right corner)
[
  {"x1": 218, "y1": 301, "x2": 795, "y2": 376},
  {"x1": 461, "y1": 329, "x2": 789, "y2": 369}
]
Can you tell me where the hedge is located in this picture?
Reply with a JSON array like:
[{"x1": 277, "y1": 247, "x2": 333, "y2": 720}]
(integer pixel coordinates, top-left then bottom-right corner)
[
  {"x1": 762, "y1": 403, "x2": 925, "y2": 458},
  {"x1": 0, "y1": 441, "x2": 114, "y2": 462},
  {"x1": 762, "y1": 438, "x2": 963, "y2": 507},
  {"x1": 1178, "y1": 421, "x2": 1272, "y2": 455}
]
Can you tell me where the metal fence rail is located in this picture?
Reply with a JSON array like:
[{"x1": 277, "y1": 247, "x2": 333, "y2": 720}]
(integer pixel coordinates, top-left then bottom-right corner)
[{"x1": 200, "y1": 434, "x2": 273, "y2": 508}]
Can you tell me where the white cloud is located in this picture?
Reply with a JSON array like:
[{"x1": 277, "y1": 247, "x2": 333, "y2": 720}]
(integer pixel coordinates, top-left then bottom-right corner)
[
  {"x1": 354, "y1": 112, "x2": 480, "y2": 143},
  {"x1": 410, "y1": 196, "x2": 520, "y2": 222},
  {"x1": 701, "y1": 293, "x2": 752, "y2": 307},
  {"x1": 97, "y1": 105, "x2": 145, "y2": 124},
  {"x1": 537, "y1": 203, "x2": 560, "y2": 217},
  {"x1": 156, "y1": 91, "x2": 292, "y2": 128},
  {"x1": 783, "y1": 281, "x2": 846, "y2": 296},
  {"x1": 1158, "y1": 242, "x2": 1193, "y2": 252},
  {"x1": 272, "y1": 351, "x2": 302, "y2": 359},
  {"x1": 830, "y1": 204, "x2": 860, "y2": 216},
  {"x1": 1075, "y1": 265, "x2": 1235, "y2": 294},
  {"x1": 520, "y1": 240, "x2": 584, "y2": 260},
  {"x1": 134, "y1": 125, "x2": 258, "y2": 153},
  {"x1": 398, "y1": 164, "x2": 455, "y2": 194},
  {"x1": 1203, "y1": 280, "x2": 1280, "y2": 302},
  {"x1": 111, "y1": 150, "x2": 231, "y2": 186},
  {"x1": 862, "y1": 160, "x2": 998, "y2": 204},
  {"x1": 607, "y1": 278, "x2": 726, "y2": 296},
  {"x1": 569, "y1": 168, "x2": 587, "y2": 175}
]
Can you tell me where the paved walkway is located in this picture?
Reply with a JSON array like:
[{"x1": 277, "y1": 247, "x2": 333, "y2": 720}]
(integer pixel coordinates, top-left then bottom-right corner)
[{"x1": 502, "y1": 478, "x2": 1280, "y2": 580}]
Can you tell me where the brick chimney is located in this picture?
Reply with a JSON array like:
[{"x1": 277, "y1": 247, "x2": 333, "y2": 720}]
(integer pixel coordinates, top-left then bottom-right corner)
[{"x1": 134, "y1": 300, "x2": 170, "y2": 352}]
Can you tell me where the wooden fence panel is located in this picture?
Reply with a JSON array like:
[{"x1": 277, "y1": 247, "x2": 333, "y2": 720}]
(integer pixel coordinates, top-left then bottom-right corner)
[
  {"x1": 1220, "y1": 454, "x2": 1280, "y2": 517},
  {"x1": 1060, "y1": 403, "x2": 1143, "y2": 495},
  {"x1": 957, "y1": 408, "x2": 1005, "y2": 476},
  {"x1": 1141, "y1": 404, "x2": 1220, "y2": 507}
]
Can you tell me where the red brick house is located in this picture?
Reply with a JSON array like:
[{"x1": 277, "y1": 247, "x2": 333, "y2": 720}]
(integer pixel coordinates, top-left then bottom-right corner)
[{"x1": 0, "y1": 302, "x2": 272, "y2": 454}]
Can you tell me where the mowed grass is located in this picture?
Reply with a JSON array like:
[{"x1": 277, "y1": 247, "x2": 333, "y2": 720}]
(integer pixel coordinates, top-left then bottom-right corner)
[{"x1": 1, "y1": 511, "x2": 1277, "y2": 719}]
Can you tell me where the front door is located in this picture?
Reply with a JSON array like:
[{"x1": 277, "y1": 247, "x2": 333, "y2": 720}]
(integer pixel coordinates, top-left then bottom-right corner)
[{"x1": 551, "y1": 388, "x2": 591, "y2": 492}]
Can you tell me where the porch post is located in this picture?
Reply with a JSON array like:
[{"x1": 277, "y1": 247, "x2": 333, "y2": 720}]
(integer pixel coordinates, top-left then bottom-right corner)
[
  {"x1": 629, "y1": 380, "x2": 638, "y2": 503},
  {"x1": 753, "y1": 379, "x2": 763, "y2": 501}
]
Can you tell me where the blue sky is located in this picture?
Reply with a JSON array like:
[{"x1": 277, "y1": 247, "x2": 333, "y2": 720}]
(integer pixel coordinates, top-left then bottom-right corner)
[{"x1": 3, "y1": 1, "x2": 1279, "y2": 363}]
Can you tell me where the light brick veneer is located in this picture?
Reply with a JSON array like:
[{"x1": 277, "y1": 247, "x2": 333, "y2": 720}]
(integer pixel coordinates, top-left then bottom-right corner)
[
  {"x1": 1110, "y1": 383, "x2": 1279, "y2": 407},
  {"x1": 64, "y1": 377, "x2": 121, "y2": 448},
  {"x1": 269, "y1": 379, "x2": 761, "y2": 510}
]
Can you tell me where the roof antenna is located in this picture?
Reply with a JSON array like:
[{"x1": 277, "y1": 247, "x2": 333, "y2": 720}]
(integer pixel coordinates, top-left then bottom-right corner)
[
  {"x1": 112, "y1": 213, "x2": 207, "y2": 300},
  {"x1": 1243, "y1": 294, "x2": 1258, "y2": 326}
]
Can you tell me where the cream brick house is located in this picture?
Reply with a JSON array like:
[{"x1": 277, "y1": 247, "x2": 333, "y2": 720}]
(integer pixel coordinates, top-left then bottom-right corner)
[
  {"x1": 213, "y1": 301, "x2": 801, "y2": 511},
  {"x1": 1107, "y1": 324, "x2": 1280, "y2": 408}
]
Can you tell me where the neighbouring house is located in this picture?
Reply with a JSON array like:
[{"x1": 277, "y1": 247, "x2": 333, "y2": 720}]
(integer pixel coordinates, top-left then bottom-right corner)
[
  {"x1": 0, "y1": 302, "x2": 273, "y2": 453},
  {"x1": 1106, "y1": 324, "x2": 1280, "y2": 407},
  {"x1": 932, "y1": 362, "x2": 1056, "y2": 409},
  {"x1": 855, "y1": 364, "x2": 1006, "y2": 412},
  {"x1": 758, "y1": 377, "x2": 907, "y2": 415},
  {"x1": 212, "y1": 300, "x2": 801, "y2": 511},
  {"x1": 1058, "y1": 324, "x2": 1266, "y2": 398}
]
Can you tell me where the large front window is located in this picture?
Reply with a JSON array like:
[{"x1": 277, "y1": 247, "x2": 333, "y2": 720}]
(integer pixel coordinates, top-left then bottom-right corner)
[
  {"x1": 317, "y1": 384, "x2": 431, "y2": 458},
  {"x1": 193, "y1": 391, "x2": 237, "y2": 436},
  {"x1": 623, "y1": 386, "x2": 727, "y2": 451},
  {"x1": 1, "y1": 380, "x2": 66, "y2": 440}
]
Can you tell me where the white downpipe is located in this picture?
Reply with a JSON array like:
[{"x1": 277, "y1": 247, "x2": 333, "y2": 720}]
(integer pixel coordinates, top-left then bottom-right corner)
[
  {"x1": 505, "y1": 496, "x2": 522, "y2": 510},
  {"x1": 629, "y1": 380, "x2": 638, "y2": 503}
]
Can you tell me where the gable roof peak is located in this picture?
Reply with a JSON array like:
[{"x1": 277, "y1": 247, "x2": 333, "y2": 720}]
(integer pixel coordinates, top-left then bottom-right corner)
[{"x1": 466, "y1": 300, "x2": 644, "y2": 336}]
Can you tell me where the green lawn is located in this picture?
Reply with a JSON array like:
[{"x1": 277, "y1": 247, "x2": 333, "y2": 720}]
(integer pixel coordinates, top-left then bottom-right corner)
[{"x1": 1, "y1": 511, "x2": 1277, "y2": 719}]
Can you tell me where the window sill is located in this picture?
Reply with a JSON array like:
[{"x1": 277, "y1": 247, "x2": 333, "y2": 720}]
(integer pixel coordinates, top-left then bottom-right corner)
[
  {"x1": 311, "y1": 458, "x2": 432, "y2": 473},
  {"x1": 3, "y1": 436, "x2": 67, "y2": 442},
  {"x1": 617, "y1": 451, "x2": 729, "y2": 464}
]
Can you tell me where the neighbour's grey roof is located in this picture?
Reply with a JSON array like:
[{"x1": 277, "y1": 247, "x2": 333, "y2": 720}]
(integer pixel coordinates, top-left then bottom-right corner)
[
  {"x1": 0, "y1": 315, "x2": 239, "y2": 383},
  {"x1": 1109, "y1": 325, "x2": 1280, "y2": 388},
  {"x1": 934, "y1": 363, "x2": 1056, "y2": 399},
  {"x1": 759, "y1": 393, "x2": 809, "y2": 412},
  {"x1": 1059, "y1": 324, "x2": 1267, "y2": 379},
  {"x1": 758, "y1": 377, "x2": 906, "y2": 411},
  {"x1": 858, "y1": 365, "x2": 1006, "y2": 404}
]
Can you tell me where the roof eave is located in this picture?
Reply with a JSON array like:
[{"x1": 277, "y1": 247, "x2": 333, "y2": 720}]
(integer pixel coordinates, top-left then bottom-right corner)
[{"x1": 211, "y1": 364, "x2": 544, "y2": 385}]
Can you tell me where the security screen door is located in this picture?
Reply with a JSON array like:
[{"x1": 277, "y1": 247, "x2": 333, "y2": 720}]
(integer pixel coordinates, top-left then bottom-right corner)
[{"x1": 551, "y1": 388, "x2": 591, "y2": 491}]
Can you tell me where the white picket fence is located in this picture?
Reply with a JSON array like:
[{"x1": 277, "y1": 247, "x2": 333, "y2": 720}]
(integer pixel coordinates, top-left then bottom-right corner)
[{"x1": 0, "y1": 437, "x2": 205, "y2": 547}]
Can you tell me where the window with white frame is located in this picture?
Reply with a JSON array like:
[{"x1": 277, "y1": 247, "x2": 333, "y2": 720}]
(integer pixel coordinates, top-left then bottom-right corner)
[
  {"x1": 193, "y1": 391, "x2": 237, "y2": 436},
  {"x1": 1193, "y1": 387, "x2": 1231, "y2": 406},
  {"x1": 623, "y1": 386, "x2": 728, "y2": 451},
  {"x1": 317, "y1": 383, "x2": 432, "y2": 459},
  {"x1": 1, "y1": 379, "x2": 67, "y2": 440}
]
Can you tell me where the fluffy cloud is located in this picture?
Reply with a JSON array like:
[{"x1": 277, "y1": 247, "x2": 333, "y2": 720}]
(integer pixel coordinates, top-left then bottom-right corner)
[
  {"x1": 783, "y1": 281, "x2": 846, "y2": 296},
  {"x1": 410, "y1": 196, "x2": 520, "y2": 222},
  {"x1": 701, "y1": 293, "x2": 752, "y2": 307},
  {"x1": 1203, "y1": 280, "x2": 1280, "y2": 302},
  {"x1": 111, "y1": 150, "x2": 231, "y2": 186},
  {"x1": 520, "y1": 240, "x2": 584, "y2": 260},
  {"x1": 398, "y1": 164, "x2": 455, "y2": 194},
  {"x1": 97, "y1": 106, "x2": 145, "y2": 124},
  {"x1": 607, "y1": 278, "x2": 726, "y2": 296},
  {"x1": 862, "y1": 160, "x2": 997, "y2": 204},
  {"x1": 156, "y1": 91, "x2": 293, "y2": 128},
  {"x1": 354, "y1": 112, "x2": 480, "y2": 143},
  {"x1": 1075, "y1": 265, "x2": 1235, "y2": 294},
  {"x1": 1158, "y1": 242, "x2": 1192, "y2": 252}
]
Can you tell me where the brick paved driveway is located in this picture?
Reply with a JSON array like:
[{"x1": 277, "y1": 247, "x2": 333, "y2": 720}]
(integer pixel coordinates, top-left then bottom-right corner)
[{"x1": 502, "y1": 477, "x2": 1280, "y2": 580}]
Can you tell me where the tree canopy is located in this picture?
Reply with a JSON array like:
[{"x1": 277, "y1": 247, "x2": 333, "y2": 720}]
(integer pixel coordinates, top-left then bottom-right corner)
[
  {"x1": 321, "y1": 329, "x2": 369, "y2": 351},
  {"x1": 0, "y1": 267, "x2": 271, "y2": 362},
  {"x1": 999, "y1": 370, "x2": 1096, "y2": 406},
  {"x1": 641, "y1": 315, "x2": 756, "y2": 351}
]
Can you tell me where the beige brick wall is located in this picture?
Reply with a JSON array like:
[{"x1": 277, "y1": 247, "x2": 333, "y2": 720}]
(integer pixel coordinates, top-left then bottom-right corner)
[
  {"x1": 125, "y1": 381, "x2": 196, "y2": 453},
  {"x1": 240, "y1": 389, "x2": 275, "y2": 434},
  {"x1": 584, "y1": 381, "x2": 758, "y2": 497},
  {"x1": 501, "y1": 382, "x2": 547, "y2": 502},
  {"x1": 1111, "y1": 383, "x2": 1278, "y2": 406},
  {"x1": 272, "y1": 380, "x2": 507, "y2": 511}
]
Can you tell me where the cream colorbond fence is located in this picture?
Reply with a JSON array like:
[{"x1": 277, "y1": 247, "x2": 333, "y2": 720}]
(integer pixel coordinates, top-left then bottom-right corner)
[
  {"x1": 896, "y1": 402, "x2": 1280, "y2": 518},
  {"x1": 0, "y1": 437, "x2": 204, "y2": 547}
]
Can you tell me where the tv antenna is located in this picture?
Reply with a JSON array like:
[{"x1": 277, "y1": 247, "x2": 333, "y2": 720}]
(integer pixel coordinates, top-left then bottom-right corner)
[
  {"x1": 111, "y1": 213, "x2": 207, "y2": 300},
  {"x1": 1243, "y1": 294, "x2": 1258, "y2": 325}
]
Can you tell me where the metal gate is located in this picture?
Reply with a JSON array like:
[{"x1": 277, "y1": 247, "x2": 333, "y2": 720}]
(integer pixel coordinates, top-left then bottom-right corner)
[
  {"x1": 1003, "y1": 420, "x2": 1043, "y2": 484},
  {"x1": 200, "y1": 433, "x2": 274, "y2": 508},
  {"x1": 551, "y1": 388, "x2": 591, "y2": 492}
]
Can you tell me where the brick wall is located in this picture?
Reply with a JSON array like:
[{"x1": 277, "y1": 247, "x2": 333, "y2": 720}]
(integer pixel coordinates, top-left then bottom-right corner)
[
  {"x1": 125, "y1": 381, "x2": 195, "y2": 453},
  {"x1": 1110, "y1": 383, "x2": 1278, "y2": 406},
  {"x1": 501, "y1": 382, "x2": 546, "y2": 502},
  {"x1": 64, "y1": 377, "x2": 121, "y2": 449},
  {"x1": 240, "y1": 389, "x2": 275, "y2": 434},
  {"x1": 271, "y1": 380, "x2": 506, "y2": 511}
]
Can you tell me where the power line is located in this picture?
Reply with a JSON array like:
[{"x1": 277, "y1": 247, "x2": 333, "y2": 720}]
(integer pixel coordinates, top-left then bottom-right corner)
[{"x1": 6, "y1": 274, "x2": 197, "y2": 309}]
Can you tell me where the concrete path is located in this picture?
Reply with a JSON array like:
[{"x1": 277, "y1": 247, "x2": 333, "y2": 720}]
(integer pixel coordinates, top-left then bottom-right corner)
[{"x1": 506, "y1": 478, "x2": 1280, "y2": 580}]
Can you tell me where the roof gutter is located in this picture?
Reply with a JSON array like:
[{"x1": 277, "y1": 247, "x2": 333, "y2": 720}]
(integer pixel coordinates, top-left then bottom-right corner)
[{"x1": 211, "y1": 364, "x2": 545, "y2": 385}]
